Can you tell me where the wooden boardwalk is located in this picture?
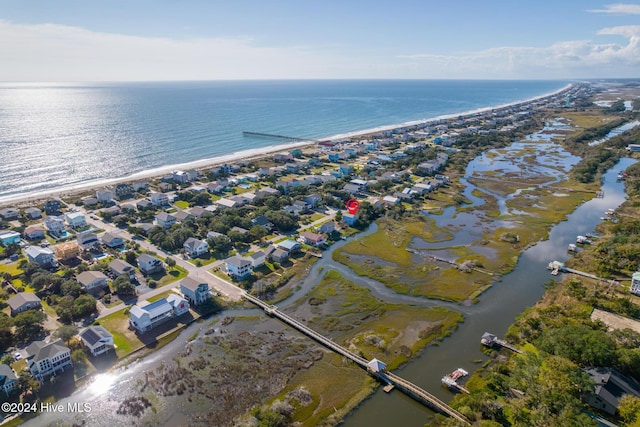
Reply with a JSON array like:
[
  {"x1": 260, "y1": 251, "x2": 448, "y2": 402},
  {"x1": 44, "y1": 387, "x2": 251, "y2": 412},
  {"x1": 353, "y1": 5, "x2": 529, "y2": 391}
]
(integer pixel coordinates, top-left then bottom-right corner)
[
  {"x1": 244, "y1": 293, "x2": 471, "y2": 425},
  {"x1": 481, "y1": 332, "x2": 523, "y2": 354}
]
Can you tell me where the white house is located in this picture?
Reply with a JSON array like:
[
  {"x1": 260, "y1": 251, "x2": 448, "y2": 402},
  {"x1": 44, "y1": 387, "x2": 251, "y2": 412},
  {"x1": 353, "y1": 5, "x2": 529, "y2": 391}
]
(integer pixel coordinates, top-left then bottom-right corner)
[
  {"x1": 183, "y1": 237, "x2": 209, "y2": 258},
  {"x1": 155, "y1": 212, "x2": 176, "y2": 229},
  {"x1": 179, "y1": 277, "x2": 210, "y2": 305},
  {"x1": 44, "y1": 216, "x2": 66, "y2": 235},
  {"x1": 137, "y1": 254, "x2": 163, "y2": 275},
  {"x1": 79, "y1": 325, "x2": 114, "y2": 356},
  {"x1": 249, "y1": 251, "x2": 266, "y2": 268},
  {"x1": 631, "y1": 271, "x2": 640, "y2": 296},
  {"x1": 128, "y1": 295, "x2": 189, "y2": 333},
  {"x1": 150, "y1": 192, "x2": 169, "y2": 206},
  {"x1": 65, "y1": 211, "x2": 87, "y2": 229},
  {"x1": 96, "y1": 188, "x2": 115, "y2": 204},
  {"x1": 25, "y1": 246, "x2": 56, "y2": 268},
  {"x1": 77, "y1": 271, "x2": 109, "y2": 291},
  {"x1": 25, "y1": 339, "x2": 72, "y2": 383},
  {"x1": 226, "y1": 255, "x2": 253, "y2": 280}
]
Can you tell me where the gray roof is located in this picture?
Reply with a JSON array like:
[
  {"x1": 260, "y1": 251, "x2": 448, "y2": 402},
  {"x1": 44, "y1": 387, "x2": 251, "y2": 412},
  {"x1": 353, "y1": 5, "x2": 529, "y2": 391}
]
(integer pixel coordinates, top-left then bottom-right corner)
[
  {"x1": 249, "y1": 251, "x2": 265, "y2": 260},
  {"x1": 180, "y1": 276, "x2": 206, "y2": 292},
  {"x1": 226, "y1": 255, "x2": 252, "y2": 268},
  {"x1": 79, "y1": 325, "x2": 112, "y2": 346},
  {"x1": 110, "y1": 259, "x2": 135, "y2": 275},
  {"x1": 0, "y1": 364, "x2": 17, "y2": 386},
  {"x1": 7, "y1": 293, "x2": 41, "y2": 311},
  {"x1": 184, "y1": 237, "x2": 206, "y2": 250},
  {"x1": 102, "y1": 232, "x2": 123, "y2": 245},
  {"x1": 25, "y1": 339, "x2": 69, "y2": 363},
  {"x1": 25, "y1": 246, "x2": 53, "y2": 258},
  {"x1": 138, "y1": 253, "x2": 160, "y2": 264},
  {"x1": 77, "y1": 270, "x2": 108, "y2": 286}
]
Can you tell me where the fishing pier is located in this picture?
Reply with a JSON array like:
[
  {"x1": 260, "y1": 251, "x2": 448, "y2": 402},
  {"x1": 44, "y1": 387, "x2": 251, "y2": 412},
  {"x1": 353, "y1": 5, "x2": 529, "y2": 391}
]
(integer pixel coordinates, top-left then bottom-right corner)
[
  {"x1": 242, "y1": 131, "x2": 322, "y2": 143},
  {"x1": 481, "y1": 332, "x2": 523, "y2": 354},
  {"x1": 243, "y1": 293, "x2": 471, "y2": 425}
]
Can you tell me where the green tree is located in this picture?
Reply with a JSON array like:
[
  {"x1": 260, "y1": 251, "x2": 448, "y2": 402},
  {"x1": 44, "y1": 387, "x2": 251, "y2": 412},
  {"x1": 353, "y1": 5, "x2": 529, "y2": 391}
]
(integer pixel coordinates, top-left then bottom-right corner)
[
  {"x1": 619, "y1": 394, "x2": 640, "y2": 425},
  {"x1": 124, "y1": 251, "x2": 138, "y2": 266},
  {"x1": 13, "y1": 310, "x2": 46, "y2": 343},
  {"x1": 73, "y1": 295, "x2": 97, "y2": 318},
  {"x1": 112, "y1": 275, "x2": 136, "y2": 296},
  {"x1": 0, "y1": 314, "x2": 14, "y2": 352},
  {"x1": 54, "y1": 325, "x2": 79, "y2": 344}
]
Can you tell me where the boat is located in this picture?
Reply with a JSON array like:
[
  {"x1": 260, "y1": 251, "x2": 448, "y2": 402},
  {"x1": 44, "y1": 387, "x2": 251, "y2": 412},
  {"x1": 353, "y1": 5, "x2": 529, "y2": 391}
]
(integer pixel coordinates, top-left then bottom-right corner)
[
  {"x1": 576, "y1": 235, "x2": 591, "y2": 244},
  {"x1": 441, "y1": 368, "x2": 470, "y2": 393},
  {"x1": 568, "y1": 243, "x2": 577, "y2": 252}
]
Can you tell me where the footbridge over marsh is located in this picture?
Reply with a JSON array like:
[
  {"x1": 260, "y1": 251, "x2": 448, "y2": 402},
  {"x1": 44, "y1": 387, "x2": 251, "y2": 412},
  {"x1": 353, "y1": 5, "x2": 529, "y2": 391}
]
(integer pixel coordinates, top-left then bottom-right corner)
[{"x1": 243, "y1": 293, "x2": 471, "y2": 425}]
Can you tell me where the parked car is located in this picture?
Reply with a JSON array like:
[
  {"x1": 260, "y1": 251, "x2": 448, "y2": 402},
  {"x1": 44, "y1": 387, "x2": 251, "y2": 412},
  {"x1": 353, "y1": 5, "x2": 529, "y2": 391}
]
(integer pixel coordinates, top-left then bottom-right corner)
[{"x1": 13, "y1": 352, "x2": 22, "y2": 360}]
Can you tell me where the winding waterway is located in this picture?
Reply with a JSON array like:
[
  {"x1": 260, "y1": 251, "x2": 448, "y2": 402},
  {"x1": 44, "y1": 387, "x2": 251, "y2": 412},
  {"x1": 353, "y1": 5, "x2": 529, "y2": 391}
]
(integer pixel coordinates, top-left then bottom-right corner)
[
  {"x1": 23, "y1": 142, "x2": 636, "y2": 426},
  {"x1": 342, "y1": 159, "x2": 637, "y2": 426}
]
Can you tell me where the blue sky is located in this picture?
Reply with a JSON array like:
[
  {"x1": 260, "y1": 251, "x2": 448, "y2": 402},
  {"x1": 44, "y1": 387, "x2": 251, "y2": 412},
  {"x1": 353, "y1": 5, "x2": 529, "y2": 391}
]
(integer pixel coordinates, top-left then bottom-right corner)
[{"x1": 1, "y1": 1, "x2": 639, "y2": 81}]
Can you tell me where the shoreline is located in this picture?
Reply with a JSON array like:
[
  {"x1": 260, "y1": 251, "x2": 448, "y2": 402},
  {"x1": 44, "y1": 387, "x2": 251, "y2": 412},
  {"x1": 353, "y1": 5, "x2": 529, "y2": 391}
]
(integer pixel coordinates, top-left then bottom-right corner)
[{"x1": 0, "y1": 83, "x2": 573, "y2": 208}]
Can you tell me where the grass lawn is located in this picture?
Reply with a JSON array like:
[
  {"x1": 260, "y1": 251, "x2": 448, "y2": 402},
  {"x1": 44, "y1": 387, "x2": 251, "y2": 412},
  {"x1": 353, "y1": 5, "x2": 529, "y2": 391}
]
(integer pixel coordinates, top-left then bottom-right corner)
[
  {"x1": 173, "y1": 200, "x2": 190, "y2": 209},
  {"x1": 187, "y1": 253, "x2": 218, "y2": 266},
  {"x1": 0, "y1": 263, "x2": 23, "y2": 278},
  {"x1": 156, "y1": 266, "x2": 188, "y2": 285},
  {"x1": 308, "y1": 213, "x2": 326, "y2": 222}
]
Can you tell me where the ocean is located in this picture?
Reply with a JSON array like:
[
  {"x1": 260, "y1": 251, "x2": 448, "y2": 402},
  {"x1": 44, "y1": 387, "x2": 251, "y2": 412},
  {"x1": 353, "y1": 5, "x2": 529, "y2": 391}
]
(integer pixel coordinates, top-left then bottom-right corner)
[{"x1": 0, "y1": 80, "x2": 570, "y2": 203}]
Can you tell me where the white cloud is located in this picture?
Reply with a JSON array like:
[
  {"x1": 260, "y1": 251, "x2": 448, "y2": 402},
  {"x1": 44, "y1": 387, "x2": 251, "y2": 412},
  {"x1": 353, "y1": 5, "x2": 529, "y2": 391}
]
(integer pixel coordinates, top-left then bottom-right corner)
[
  {"x1": 397, "y1": 26, "x2": 640, "y2": 79},
  {"x1": 588, "y1": 3, "x2": 640, "y2": 14},
  {"x1": 1, "y1": 19, "x2": 639, "y2": 81},
  {"x1": 0, "y1": 20, "x2": 340, "y2": 81}
]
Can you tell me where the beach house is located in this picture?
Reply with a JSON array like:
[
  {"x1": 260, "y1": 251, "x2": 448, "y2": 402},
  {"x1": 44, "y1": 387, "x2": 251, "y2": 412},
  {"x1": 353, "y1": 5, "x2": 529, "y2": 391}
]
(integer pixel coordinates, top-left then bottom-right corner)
[
  {"x1": 7, "y1": 293, "x2": 41, "y2": 316},
  {"x1": 179, "y1": 277, "x2": 210, "y2": 305},
  {"x1": 77, "y1": 271, "x2": 109, "y2": 292},
  {"x1": 25, "y1": 339, "x2": 72, "y2": 383},
  {"x1": 77, "y1": 232, "x2": 100, "y2": 251},
  {"x1": 155, "y1": 212, "x2": 176, "y2": 229},
  {"x1": 0, "y1": 365, "x2": 17, "y2": 396},
  {"x1": 101, "y1": 232, "x2": 124, "y2": 248},
  {"x1": 183, "y1": 237, "x2": 209, "y2": 258},
  {"x1": 24, "y1": 226, "x2": 45, "y2": 240},
  {"x1": 110, "y1": 259, "x2": 137, "y2": 280},
  {"x1": 129, "y1": 295, "x2": 189, "y2": 333},
  {"x1": 96, "y1": 188, "x2": 115, "y2": 204},
  {"x1": 24, "y1": 207, "x2": 42, "y2": 220},
  {"x1": 25, "y1": 246, "x2": 56, "y2": 268},
  {"x1": 0, "y1": 231, "x2": 21, "y2": 247},
  {"x1": 44, "y1": 216, "x2": 66, "y2": 236},
  {"x1": 150, "y1": 192, "x2": 169, "y2": 207},
  {"x1": 65, "y1": 211, "x2": 87, "y2": 229},
  {"x1": 226, "y1": 255, "x2": 253, "y2": 280},
  {"x1": 79, "y1": 325, "x2": 114, "y2": 356},
  {"x1": 137, "y1": 254, "x2": 163, "y2": 275}
]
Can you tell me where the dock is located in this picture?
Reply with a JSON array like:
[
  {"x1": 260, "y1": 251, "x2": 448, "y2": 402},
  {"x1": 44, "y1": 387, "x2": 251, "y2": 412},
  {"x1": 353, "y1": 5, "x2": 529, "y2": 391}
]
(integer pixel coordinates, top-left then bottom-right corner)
[
  {"x1": 547, "y1": 261, "x2": 620, "y2": 285},
  {"x1": 441, "y1": 368, "x2": 470, "y2": 394},
  {"x1": 244, "y1": 293, "x2": 471, "y2": 425},
  {"x1": 481, "y1": 332, "x2": 523, "y2": 354},
  {"x1": 242, "y1": 131, "x2": 322, "y2": 143}
]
